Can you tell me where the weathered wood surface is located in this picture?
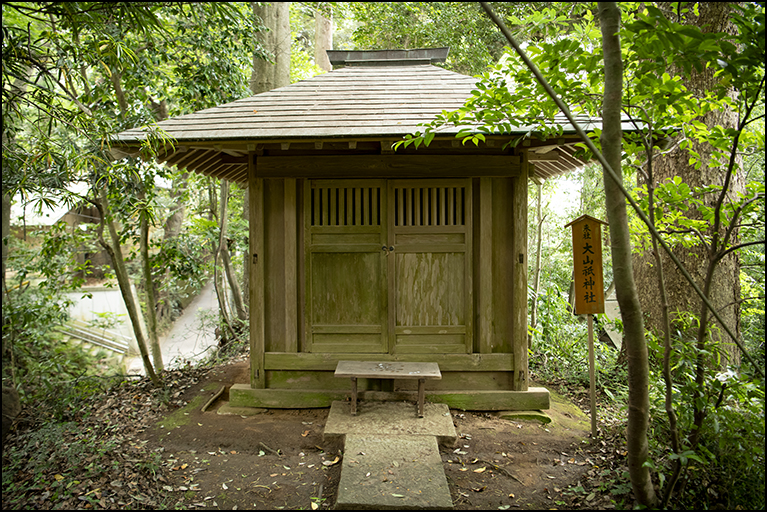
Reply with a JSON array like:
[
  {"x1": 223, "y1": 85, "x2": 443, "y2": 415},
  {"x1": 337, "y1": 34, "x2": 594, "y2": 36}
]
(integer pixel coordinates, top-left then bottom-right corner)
[
  {"x1": 118, "y1": 65, "x2": 478, "y2": 142},
  {"x1": 511, "y1": 157, "x2": 529, "y2": 390},
  {"x1": 256, "y1": 155, "x2": 521, "y2": 179},
  {"x1": 304, "y1": 179, "x2": 388, "y2": 354},
  {"x1": 335, "y1": 360, "x2": 441, "y2": 416},
  {"x1": 301, "y1": 178, "x2": 473, "y2": 355},
  {"x1": 264, "y1": 352, "x2": 513, "y2": 371},
  {"x1": 249, "y1": 163, "x2": 265, "y2": 388},
  {"x1": 265, "y1": 369, "x2": 517, "y2": 392},
  {"x1": 334, "y1": 361, "x2": 441, "y2": 380},
  {"x1": 229, "y1": 384, "x2": 551, "y2": 411}
]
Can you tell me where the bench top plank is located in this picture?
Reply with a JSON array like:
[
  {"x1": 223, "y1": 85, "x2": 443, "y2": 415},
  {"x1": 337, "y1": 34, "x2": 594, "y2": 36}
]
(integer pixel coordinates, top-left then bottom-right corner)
[{"x1": 334, "y1": 361, "x2": 441, "y2": 380}]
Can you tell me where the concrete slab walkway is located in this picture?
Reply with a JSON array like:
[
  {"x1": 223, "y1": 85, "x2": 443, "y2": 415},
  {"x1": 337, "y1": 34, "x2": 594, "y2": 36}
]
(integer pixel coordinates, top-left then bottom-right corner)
[
  {"x1": 325, "y1": 400, "x2": 456, "y2": 510},
  {"x1": 336, "y1": 434, "x2": 453, "y2": 510},
  {"x1": 125, "y1": 280, "x2": 219, "y2": 375}
]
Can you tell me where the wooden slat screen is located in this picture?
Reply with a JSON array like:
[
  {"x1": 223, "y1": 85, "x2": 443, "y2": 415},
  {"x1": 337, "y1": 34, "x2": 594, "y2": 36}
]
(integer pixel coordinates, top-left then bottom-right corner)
[
  {"x1": 310, "y1": 185, "x2": 381, "y2": 226},
  {"x1": 393, "y1": 185, "x2": 466, "y2": 227}
]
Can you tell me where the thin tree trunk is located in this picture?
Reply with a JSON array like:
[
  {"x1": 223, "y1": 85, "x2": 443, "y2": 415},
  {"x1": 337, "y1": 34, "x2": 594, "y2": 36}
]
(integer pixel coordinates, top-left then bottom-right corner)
[
  {"x1": 2, "y1": 192, "x2": 10, "y2": 304},
  {"x1": 110, "y1": 69, "x2": 128, "y2": 118},
  {"x1": 210, "y1": 180, "x2": 234, "y2": 340},
  {"x1": 139, "y1": 188, "x2": 163, "y2": 372},
  {"x1": 218, "y1": 180, "x2": 246, "y2": 322},
  {"x1": 528, "y1": 182, "x2": 545, "y2": 349},
  {"x1": 158, "y1": 171, "x2": 188, "y2": 321},
  {"x1": 643, "y1": 127, "x2": 683, "y2": 508},
  {"x1": 106, "y1": 61, "x2": 162, "y2": 377},
  {"x1": 599, "y1": 3, "x2": 657, "y2": 507},
  {"x1": 95, "y1": 189, "x2": 161, "y2": 386}
]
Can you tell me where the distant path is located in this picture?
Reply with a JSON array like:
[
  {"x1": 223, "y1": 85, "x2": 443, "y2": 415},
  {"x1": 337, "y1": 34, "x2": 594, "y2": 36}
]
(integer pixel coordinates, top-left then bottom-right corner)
[{"x1": 125, "y1": 280, "x2": 219, "y2": 375}]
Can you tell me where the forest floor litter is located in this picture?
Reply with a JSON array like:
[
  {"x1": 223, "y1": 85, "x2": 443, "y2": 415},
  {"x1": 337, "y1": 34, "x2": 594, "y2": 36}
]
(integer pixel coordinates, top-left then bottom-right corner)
[{"x1": 3, "y1": 354, "x2": 638, "y2": 510}]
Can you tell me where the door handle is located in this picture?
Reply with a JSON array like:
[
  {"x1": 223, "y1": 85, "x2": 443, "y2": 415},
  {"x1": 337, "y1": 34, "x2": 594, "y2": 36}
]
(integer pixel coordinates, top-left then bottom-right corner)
[{"x1": 382, "y1": 246, "x2": 395, "y2": 253}]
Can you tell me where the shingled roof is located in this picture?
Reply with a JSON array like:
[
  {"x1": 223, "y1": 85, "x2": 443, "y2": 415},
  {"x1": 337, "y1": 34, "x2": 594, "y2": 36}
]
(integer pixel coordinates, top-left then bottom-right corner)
[{"x1": 112, "y1": 48, "x2": 617, "y2": 183}]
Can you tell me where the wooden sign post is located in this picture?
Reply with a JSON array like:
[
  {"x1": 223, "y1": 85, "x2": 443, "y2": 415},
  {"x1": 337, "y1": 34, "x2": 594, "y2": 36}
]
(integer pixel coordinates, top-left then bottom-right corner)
[{"x1": 565, "y1": 215, "x2": 608, "y2": 438}]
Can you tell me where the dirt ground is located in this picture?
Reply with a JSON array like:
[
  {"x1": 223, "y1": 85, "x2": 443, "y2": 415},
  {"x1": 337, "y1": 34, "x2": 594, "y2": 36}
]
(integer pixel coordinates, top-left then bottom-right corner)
[{"x1": 139, "y1": 359, "x2": 626, "y2": 510}]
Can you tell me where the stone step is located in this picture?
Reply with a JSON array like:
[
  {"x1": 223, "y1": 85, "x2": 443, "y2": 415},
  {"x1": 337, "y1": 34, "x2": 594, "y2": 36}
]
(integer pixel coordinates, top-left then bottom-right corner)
[
  {"x1": 335, "y1": 433, "x2": 453, "y2": 510},
  {"x1": 324, "y1": 400, "x2": 457, "y2": 447}
]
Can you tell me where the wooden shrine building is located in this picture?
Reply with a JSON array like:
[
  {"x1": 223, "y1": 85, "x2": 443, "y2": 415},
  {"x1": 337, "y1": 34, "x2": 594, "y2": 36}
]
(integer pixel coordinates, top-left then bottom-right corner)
[{"x1": 113, "y1": 48, "x2": 604, "y2": 411}]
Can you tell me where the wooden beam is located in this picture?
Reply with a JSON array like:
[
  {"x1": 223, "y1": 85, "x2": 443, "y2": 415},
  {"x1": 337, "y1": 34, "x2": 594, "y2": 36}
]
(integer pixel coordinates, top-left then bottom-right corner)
[
  {"x1": 528, "y1": 152, "x2": 561, "y2": 161},
  {"x1": 263, "y1": 352, "x2": 515, "y2": 371},
  {"x1": 218, "y1": 165, "x2": 247, "y2": 183},
  {"x1": 250, "y1": 155, "x2": 265, "y2": 388},
  {"x1": 220, "y1": 155, "x2": 249, "y2": 164},
  {"x1": 257, "y1": 155, "x2": 521, "y2": 178},
  {"x1": 229, "y1": 384, "x2": 549, "y2": 411},
  {"x1": 175, "y1": 148, "x2": 217, "y2": 170}
]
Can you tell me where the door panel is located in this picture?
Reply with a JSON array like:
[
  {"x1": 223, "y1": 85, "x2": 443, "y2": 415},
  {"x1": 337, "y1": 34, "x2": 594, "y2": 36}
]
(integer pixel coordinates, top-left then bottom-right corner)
[
  {"x1": 395, "y1": 252, "x2": 465, "y2": 326},
  {"x1": 305, "y1": 180, "x2": 387, "y2": 353},
  {"x1": 389, "y1": 179, "x2": 473, "y2": 354}
]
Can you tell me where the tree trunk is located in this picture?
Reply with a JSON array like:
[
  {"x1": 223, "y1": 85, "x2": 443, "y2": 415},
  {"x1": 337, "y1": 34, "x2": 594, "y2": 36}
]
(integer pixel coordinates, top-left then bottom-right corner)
[
  {"x1": 598, "y1": 3, "x2": 658, "y2": 507},
  {"x1": 158, "y1": 171, "x2": 188, "y2": 321},
  {"x1": 314, "y1": 7, "x2": 333, "y2": 72},
  {"x1": 528, "y1": 181, "x2": 544, "y2": 349},
  {"x1": 95, "y1": 189, "x2": 161, "y2": 386},
  {"x1": 218, "y1": 180, "x2": 247, "y2": 323},
  {"x1": 210, "y1": 180, "x2": 234, "y2": 340},
  {"x1": 106, "y1": 61, "x2": 163, "y2": 376},
  {"x1": 2, "y1": 192, "x2": 9, "y2": 302},
  {"x1": 633, "y1": 1, "x2": 743, "y2": 367},
  {"x1": 642, "y1": 108, "x2": 683, "y2": 509},
  {"x1": 250, "y1": 2, "x2": 291, "y2": 94},
  {"x1": 139, "y1": 189, "x2": 163, "y2": 372}
]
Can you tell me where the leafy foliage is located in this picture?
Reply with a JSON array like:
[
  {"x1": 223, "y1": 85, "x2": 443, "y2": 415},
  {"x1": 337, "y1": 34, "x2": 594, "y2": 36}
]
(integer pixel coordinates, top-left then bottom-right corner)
[
  {"x1": 646, "y1": 324, "x2": 765, "y2": 509},
  {"x1": 2, "y1": 225, "x2": 122, "y2": 422},
  {"x1": 342, "y1": 2, "x2": 549, "y2": 76},
  {"x1": 3, "y1": 1, "x2": 265, "y2": 384}
]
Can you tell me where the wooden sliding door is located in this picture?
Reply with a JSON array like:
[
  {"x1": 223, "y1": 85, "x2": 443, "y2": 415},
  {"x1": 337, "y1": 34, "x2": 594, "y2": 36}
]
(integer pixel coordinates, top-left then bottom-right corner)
[
  {"x1": 304, "y1": 178, "x2": 472, "y2": 355},
  {"x1": 304, "y1": 180, "x2": 388, "y2": 353},
  {"x1": 388, "y1": 179, "x2": 473, "y2": 354}
]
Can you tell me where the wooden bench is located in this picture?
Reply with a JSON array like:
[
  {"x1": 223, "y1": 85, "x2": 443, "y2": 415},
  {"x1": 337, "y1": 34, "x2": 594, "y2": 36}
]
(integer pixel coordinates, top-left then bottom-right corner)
[{"x1": 334, "y1": 361, "x2": 442, "y2": 418}]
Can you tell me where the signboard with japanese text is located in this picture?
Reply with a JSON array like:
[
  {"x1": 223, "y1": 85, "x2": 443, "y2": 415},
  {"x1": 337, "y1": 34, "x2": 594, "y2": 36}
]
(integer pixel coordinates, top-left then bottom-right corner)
[{"x1": 565, "y1": 215, "x2": 607, "y2": 315}]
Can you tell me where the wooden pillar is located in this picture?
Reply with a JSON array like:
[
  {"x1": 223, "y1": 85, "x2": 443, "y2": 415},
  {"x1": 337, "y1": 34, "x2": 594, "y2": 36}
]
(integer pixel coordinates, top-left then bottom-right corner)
[
  {"x1": 249, "y1": 154, "x2": 265, "y2": 388},
  {"x1": 511, "y1": 153, "x2": 529, "y2": 391},
  {"x1": 284, "y1": 178, "x2": 298, "y2": 352},
  {"x1": 478, "y1": 177, "x2": 494, "y2": 353}
]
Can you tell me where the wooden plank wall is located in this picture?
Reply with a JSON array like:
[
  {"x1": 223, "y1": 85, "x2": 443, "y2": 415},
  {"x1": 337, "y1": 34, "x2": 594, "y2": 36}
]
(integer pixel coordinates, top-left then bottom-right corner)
[
  {"x1": 262, "y1": 177, "x2": 300, "y2": 356},
  {"x1": 250, "y1": 171, "x2": 529, "y2": 391}
]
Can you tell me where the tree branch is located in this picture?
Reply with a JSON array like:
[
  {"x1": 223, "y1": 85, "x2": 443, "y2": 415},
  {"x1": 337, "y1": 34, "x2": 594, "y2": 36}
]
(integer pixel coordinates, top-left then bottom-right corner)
[
  {"x1": 15, "y1": 52, "x2": 93, "y2": 117},
  {"x1": 720, "y1": 192, "x2": 764, "y2": 250},
  {"x1": 714, "y1": 239, "x2": 766, "y2": 264}
]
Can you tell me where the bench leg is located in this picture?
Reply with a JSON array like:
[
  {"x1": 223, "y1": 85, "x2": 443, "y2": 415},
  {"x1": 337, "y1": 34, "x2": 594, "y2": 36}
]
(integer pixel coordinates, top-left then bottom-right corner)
[
  {"x1": 418, "y1": 378, "x2": 425, "y2": 418},
  {"x1": 350, "y1": 377, "x2": 357, "y2": 416}
]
